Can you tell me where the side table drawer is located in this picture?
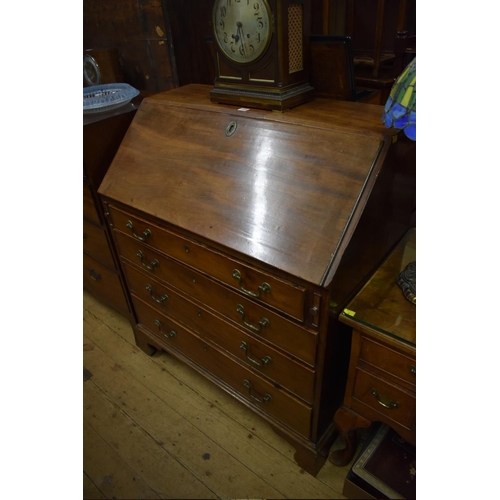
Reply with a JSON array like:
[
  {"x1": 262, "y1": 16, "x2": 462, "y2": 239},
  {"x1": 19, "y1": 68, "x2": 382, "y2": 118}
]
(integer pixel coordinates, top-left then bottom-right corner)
[
  {"x1": 359, "y1": 337, "x2": 416, "y2": 387},
  {"x1": 83, "y1": 219, "x2": 115, "y2": 269},
  {"x1": 108, "y1": 204, "x2": 307, "y2": 322},
  {"x1": 351, "y1": 368, "x2": 415, "y2": 431},
  {"x1": 83, "y1": 253, "x2": 128, "y2": 313}
]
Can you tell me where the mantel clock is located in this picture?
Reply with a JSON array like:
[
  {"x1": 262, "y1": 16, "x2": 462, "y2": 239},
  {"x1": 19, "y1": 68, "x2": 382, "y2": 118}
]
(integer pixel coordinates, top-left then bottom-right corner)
[{"x1": 210, "y1": 0, "x2": 314, "y2": 111}]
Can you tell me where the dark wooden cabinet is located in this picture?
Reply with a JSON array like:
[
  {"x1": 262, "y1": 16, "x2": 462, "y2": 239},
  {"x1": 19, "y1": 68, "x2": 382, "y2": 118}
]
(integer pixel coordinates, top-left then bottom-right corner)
[
  {"x1": 98, "y1": 84, "x2": 415, "y2": 476},
  {"x1": 83, "y1": 103, "x2": 140, "y2": 316}
]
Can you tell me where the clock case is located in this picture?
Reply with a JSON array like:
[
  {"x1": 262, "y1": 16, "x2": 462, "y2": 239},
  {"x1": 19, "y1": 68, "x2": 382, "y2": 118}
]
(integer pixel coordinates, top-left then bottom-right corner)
[{"x1": 210, "y1": 0, "x2": 314, "y2": 111}]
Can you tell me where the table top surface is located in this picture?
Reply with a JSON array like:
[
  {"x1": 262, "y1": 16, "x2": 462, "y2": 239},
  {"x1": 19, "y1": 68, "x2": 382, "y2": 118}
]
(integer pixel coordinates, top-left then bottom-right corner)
[{"x1": 340, "y1": 228, "x2": 416, "y2": 347}]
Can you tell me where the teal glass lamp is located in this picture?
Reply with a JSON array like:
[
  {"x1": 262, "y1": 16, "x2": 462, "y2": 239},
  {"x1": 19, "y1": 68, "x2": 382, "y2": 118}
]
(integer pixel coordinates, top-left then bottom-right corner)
[{"x1": 382, "y1": 58, "x2": 416, "y2": 141}]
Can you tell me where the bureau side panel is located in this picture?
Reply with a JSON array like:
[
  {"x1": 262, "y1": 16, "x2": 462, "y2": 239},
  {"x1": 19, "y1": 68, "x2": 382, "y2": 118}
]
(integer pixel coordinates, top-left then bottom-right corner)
[{"x1": 327, "y1": 133, "x2": 416, "y2": 308}]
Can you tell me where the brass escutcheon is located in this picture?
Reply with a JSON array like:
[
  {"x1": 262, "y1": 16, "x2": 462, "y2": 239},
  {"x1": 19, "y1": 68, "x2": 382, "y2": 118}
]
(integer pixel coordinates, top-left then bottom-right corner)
[{"x1": 225, "y1": 120, "x2": 237, "y2": 137}]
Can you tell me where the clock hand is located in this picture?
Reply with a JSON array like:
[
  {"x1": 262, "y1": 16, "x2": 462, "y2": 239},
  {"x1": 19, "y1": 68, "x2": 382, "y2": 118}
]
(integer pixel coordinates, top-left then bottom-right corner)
[{"x1": 236, "y1": 22, "x2": 247, "y2": 57}]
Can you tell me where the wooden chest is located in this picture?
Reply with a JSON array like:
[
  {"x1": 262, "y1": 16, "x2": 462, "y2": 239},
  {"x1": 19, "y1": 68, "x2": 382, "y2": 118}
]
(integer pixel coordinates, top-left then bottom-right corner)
[
  {"x1": 98, "y1": 84, "x2": 415, "y2": 475},
  {"x1": 83, "y1": 103, "x2": 139, "y2": 316}
]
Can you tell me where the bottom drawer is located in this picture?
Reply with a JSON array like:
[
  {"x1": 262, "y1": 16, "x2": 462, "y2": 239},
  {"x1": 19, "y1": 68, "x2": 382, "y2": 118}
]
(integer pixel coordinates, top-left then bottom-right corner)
[
  {"x1": 83, "y1": 253, "x2": 128, "y2": 314},
  {"x1": 134, "y1": 297, "x2": 313, "y2": 439},
  {"x1": 351, "y1": 368, "x2": 415, "y2": 432}
]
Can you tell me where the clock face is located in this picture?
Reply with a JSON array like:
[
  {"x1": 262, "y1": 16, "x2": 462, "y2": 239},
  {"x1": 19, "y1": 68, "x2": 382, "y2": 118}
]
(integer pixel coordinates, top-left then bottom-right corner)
[
  {"x1": 83, "y1": 54, "x2": 101, "y2": 86},
  {"x1": 213, "y1": 0, "x2": 272, "y2": 64}
]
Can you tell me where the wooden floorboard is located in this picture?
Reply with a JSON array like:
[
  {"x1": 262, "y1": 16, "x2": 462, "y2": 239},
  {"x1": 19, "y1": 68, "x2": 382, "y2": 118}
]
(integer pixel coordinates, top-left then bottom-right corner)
[{"x1": 83, "y1": 290, "x2": 363, "y2": 499}]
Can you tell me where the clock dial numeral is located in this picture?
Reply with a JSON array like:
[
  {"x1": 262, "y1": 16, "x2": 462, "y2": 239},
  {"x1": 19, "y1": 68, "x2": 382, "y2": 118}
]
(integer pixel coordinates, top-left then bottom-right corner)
[{"x1": 213, "y1": 0, "x2": 271, "y2": 64}]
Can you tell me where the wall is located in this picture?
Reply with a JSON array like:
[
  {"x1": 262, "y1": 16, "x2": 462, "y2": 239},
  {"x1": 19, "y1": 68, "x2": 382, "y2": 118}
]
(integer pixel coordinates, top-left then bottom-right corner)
[
  {"x1": 83, "y1": 0, "x2": 178, "y2": 92},
  {"x1": 163, "y1": 0, "x2": 215, "y2": 87},
  {"x1": 324, "y1": 0, "x2": 416, "y2": 46},
  {"x1": 83, "y1": 0, "x2": 415, "y2": 91},
  {"x1": 82, "y1": 0, "x2": 329, "y2": 90}
]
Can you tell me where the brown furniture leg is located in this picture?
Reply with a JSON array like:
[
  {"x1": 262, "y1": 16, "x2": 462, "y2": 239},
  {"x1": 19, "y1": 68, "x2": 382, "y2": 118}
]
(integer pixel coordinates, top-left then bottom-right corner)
[
  {"x1": 272, "y1": 423, "x2": 336, "y2": 476},
  {"x1": 133, "y1": 325, "x2": 159, "y2": 356},
  {"x1": 329, "y1": 406, "x2": 371, "y2": 466}
]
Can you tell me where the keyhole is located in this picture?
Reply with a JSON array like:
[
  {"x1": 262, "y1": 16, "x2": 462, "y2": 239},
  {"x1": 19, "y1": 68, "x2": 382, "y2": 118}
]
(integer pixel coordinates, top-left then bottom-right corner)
[{"x1": 225, "y1": 121, "x2": 237, "y2": 137}]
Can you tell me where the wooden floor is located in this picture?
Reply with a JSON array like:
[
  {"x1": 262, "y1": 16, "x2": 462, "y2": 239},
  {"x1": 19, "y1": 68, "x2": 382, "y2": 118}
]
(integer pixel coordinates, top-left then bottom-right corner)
[{"x1": 83, "y1": 290, "x2": 365, "y2": 499}]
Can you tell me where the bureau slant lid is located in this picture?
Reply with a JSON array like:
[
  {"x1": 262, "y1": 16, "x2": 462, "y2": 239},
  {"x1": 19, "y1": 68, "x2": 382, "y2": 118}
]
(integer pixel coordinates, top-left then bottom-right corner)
[{"x1": 99, "y1": 85, "x2": 394, "y2": 287}]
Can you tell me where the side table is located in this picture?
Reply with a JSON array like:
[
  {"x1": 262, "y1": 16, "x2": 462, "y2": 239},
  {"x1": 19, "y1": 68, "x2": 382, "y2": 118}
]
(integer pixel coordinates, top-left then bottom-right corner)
[{"x1": 330, "y1": 229, "x2": 416, "y2": 466}]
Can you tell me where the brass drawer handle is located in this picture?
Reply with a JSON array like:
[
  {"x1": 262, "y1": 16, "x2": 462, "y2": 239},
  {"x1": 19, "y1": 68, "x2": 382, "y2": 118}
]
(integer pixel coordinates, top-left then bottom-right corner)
[
  {"x1": 126, "y1": 220, "x2": 151, "y2": 242},
  {"x1": 371, "y1": 389, "x2": 399, "y2": 409},
  {"x1": 89, "y1": 269, "x2": 101, "y2": 281},
  {"x1": 243, "y1": 379, "x2": 272, "y2": 404},
  {"x1": 232, "y1": 269, "x2": 271, "y2": 298},
  {"x1": 154, "y1": 319, "x2": 176, "y2": 339},
  {"x1": 146, "y1": 284, "x2": 168, "y2": 304},
  {"x1": 236, "y1": 304, "x2": 270, "y2": 333},
  {"x1": 239, "y1": 341, "x2": 271, "y2": 367},
  {"x1": 409, "y1": 364, "x2": 416, "y2": 376},
  {"x1": 137, "y1": 250, "x2": 159, "y2": 271}
]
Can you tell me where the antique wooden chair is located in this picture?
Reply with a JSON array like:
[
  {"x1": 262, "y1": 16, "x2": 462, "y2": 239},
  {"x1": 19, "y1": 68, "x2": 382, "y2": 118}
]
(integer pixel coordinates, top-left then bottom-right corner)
[{"x1": 309, "y1": 35, "x2": 380, "y2": 103}]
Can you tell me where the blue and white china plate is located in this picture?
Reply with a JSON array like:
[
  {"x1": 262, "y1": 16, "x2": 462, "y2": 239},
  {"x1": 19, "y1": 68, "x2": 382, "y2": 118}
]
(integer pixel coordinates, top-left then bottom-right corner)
[{"x1": 83, "y1": 83, "x2": 140, "y2": 114}]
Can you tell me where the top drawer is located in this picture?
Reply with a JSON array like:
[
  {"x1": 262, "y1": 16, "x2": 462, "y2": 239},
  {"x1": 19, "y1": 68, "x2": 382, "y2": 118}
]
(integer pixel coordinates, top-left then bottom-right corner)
[
  {"x1": 359, "y1": 336, "x2": 416, "y2": 387},
  {"x1": 108, "y1": 204, "x2": 307, "y2": 322}
]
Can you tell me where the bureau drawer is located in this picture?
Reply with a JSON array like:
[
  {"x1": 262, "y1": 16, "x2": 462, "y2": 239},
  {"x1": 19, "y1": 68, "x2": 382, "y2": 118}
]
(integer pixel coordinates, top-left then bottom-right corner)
[
  {"x1": 359, "y1": 336, "x2": 416, "y2": 387},
  {"x1": 83, "y1": 253, "x2": 128, "y2": 313},
  {"x1": 351, "y1": 367, "x2": 415, "y2": 431},
  {"x1": 108, "y1": 205, "x2": 306, "y2": 322},
  {"x1": 126, "y1": 264, "x2": 315, "y2": 403},
  {"x1": 135, "y1": 301, "x2": 313, "y2": 438},
  {"x1": 83, "y1": 219, "x2": 115, "y2": 269},
  {"x1": 83, "y1": 182, "x2": 100, "y2": 225},
  {"x1": 116, "y1": 236, "x2": 318, "y2": 366}
]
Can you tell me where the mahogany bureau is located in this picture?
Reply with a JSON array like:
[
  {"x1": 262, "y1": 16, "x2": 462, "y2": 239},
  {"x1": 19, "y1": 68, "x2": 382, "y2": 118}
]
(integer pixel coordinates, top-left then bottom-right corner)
[{"x1": 98, "y1": 84, "x2": 416, "y2": 475}]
